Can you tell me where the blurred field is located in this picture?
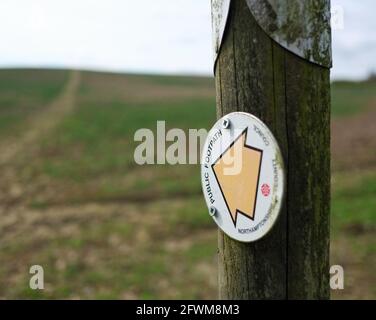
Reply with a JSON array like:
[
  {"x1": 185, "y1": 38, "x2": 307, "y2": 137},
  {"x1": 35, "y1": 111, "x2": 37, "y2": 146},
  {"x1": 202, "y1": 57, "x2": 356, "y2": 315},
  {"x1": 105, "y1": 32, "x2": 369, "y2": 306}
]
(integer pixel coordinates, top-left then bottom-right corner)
[{"x1": 0, "y1": 69, "x2": 375, "y2": 299}]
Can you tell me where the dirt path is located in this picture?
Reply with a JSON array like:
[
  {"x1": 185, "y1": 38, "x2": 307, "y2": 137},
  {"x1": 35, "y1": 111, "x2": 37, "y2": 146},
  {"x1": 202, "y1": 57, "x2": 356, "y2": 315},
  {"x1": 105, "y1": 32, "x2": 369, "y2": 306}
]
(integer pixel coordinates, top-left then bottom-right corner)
[
  {"x1": 0, "y1": 70, "x2": 80, "y2": 165},
  {"x1": 0, "y1": 70, "x2": 80, "y2": 207}
]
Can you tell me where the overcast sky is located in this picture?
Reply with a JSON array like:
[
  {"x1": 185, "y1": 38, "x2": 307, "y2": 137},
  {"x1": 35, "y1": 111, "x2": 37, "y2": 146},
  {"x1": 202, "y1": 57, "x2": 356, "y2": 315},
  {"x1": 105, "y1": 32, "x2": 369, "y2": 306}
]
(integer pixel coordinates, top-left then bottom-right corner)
[{"x1": 0, "y1": 0, "x2": 375, "y2": 80}]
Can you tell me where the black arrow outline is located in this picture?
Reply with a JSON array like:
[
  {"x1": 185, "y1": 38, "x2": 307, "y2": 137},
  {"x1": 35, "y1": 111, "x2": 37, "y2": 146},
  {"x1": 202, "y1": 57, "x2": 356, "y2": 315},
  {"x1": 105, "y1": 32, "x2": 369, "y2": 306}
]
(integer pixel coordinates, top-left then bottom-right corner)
[{"x1": 211, "y1": 127, "x2": 263, "y2": 227}]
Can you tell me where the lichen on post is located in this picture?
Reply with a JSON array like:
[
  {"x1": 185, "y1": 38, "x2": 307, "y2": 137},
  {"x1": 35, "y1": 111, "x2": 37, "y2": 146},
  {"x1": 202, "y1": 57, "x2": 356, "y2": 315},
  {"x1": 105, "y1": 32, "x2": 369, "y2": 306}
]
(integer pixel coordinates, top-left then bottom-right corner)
[{"x1": 213, "y1": 0, "x2": 331, "y2": 299}]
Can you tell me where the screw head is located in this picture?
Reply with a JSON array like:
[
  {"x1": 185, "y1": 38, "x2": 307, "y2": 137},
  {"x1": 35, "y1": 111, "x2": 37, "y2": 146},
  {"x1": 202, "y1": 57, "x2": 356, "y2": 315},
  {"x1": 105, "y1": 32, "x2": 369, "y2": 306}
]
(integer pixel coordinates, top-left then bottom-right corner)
[
  {"x1": 209, "y1": 206, "x2": 217, "y2": 217},
  {"x1": 222, "y1": 118, "x2": 230, "y2": 129}
]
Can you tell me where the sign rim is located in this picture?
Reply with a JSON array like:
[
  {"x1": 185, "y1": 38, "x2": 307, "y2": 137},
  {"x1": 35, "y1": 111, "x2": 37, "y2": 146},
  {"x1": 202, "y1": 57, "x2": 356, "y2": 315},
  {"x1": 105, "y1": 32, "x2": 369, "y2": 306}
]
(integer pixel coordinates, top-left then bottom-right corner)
[{"x1": 201, "y1": 111, "x2": 286, "y2": 243}]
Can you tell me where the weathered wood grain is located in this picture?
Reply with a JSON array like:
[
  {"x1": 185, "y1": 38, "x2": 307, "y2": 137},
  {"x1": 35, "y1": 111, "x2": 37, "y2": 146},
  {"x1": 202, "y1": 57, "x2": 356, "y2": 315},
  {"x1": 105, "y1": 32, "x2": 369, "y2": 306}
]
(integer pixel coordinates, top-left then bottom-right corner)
[{"x1": 216, "y1": 0, "x2": 330, "y2": 299}]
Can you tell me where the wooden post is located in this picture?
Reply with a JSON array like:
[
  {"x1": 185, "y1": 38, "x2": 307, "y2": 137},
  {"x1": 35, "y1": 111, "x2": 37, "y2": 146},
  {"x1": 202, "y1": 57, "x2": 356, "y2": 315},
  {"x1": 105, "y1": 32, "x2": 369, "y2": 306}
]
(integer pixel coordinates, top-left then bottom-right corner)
[{"x1": 215, "y1": 0, "x2": 331, "y2": 299}]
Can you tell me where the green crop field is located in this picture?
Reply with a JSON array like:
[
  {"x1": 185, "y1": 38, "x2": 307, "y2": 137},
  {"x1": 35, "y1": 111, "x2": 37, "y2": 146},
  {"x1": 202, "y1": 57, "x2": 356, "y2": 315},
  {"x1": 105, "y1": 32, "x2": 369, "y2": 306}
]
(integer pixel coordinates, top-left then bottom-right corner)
[
  {"x1": 0, "y1": 69, "x2": 375, "y2": 299},
  {"x1": 0, "y1": 69, "x2": 68, "y2": 136}
]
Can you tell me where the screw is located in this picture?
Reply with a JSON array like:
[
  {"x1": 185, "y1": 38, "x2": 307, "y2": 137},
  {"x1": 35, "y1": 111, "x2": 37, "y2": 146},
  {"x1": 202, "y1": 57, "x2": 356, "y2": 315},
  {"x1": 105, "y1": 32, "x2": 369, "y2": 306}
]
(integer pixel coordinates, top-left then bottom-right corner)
[
  {"x1": 209, "y1": 206, "x2": 217, "y2": 217},
  {"x1": 222, "y1": 117, "x2": 230, "y2": 129}
]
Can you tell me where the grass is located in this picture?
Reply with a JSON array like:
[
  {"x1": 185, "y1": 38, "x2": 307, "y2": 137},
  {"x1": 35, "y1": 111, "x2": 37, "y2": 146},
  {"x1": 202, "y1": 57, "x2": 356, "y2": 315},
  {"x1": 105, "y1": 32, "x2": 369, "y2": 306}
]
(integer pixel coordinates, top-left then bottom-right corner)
[
  {"x1": 0, "y1": 197, "x2": 216, "y2": 299},
  {"x1": 332, "y1": 171, "x2": 376, "y2": 231},
  {"x1": 21, "y1": 72, "x2": 215, "y2": 204},
  {"x1": 0, "y1": 69, "x2": 375, "y2": 299},
  {"x1": 0, "y1": 69, "x2": 68, "y2": 136},
  {"x1": 331, "y1": 80, "x2": 376, "y2": 117}
]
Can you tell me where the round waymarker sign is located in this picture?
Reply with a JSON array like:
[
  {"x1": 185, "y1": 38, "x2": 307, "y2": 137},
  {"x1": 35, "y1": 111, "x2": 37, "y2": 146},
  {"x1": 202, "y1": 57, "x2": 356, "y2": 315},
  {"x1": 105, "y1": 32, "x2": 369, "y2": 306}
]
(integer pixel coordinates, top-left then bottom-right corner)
[{"x1": 201, "y1": 112, "x2": 285, "y2": 242}]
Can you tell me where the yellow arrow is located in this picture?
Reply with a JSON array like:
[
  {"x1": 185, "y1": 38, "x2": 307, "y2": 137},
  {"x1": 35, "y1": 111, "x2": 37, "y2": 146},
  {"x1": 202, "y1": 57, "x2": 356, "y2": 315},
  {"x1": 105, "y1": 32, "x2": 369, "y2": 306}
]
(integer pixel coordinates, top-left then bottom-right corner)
[{"x1": 212, "y1": 128, "x2": 263, "y2": 226}]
